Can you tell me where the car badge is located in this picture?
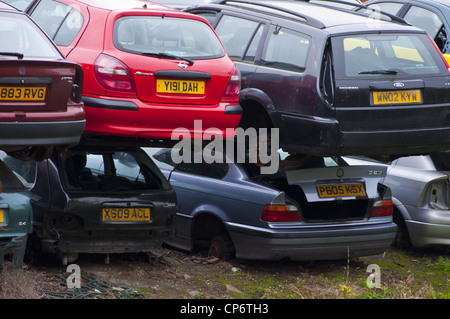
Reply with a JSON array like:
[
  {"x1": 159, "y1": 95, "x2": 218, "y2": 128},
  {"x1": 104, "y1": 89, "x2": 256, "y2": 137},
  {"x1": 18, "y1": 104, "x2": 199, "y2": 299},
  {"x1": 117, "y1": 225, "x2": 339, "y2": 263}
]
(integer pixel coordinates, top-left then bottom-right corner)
[
  {"x1": 393, "y1": 82, "x2": 404, "y2": 88},
  {"x1": 336, "y1": 168, "x2": 344, "y2": 178},
  {"x1": 178, "y1": 62, "x2": 189, "y2": 69}
]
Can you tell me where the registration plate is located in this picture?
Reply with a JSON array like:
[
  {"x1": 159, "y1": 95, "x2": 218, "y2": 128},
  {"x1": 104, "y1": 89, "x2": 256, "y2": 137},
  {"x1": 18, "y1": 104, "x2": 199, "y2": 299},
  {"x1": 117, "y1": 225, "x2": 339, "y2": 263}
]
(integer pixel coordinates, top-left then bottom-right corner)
[
  {"x1": 0, "y1": 209, "x2": 3, "y2": 223},
  {"x1": 102, "y1": 208, "x2": 150, "y2": 222},
  {"x1": 316, "y1": 183, "x2": 366, "y2": 198},
  {"x1": 0, "y1": 87, "x2": 46, "y2": 101},
  {"x1": 372, "y1": 89, "x2": 421, "y2": 105},
  {"x1": 156, "y1": 79, "x2": 204, "y2": 94}
]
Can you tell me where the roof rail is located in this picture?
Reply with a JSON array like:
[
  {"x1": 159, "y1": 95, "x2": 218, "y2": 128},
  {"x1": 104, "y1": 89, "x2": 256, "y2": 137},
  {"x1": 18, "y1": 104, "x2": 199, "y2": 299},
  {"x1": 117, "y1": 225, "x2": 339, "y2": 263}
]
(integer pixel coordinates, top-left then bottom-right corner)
[
  {"x1": 214, "y1": 0, "x2": 326, "y2": 28},
  {"x1": 213, "y1": 0, "x2": 409, "y2": 27}
]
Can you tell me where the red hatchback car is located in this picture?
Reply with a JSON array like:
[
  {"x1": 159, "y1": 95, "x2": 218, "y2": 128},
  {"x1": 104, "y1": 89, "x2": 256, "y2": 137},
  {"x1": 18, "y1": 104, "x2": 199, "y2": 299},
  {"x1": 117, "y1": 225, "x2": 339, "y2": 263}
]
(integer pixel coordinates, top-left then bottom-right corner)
[
  {"x1": 11, "y1": 0, "x2": 242, "y2": 142},
  {"x1": 0, "y1": 2, "x2": 85, "y2": 160}
]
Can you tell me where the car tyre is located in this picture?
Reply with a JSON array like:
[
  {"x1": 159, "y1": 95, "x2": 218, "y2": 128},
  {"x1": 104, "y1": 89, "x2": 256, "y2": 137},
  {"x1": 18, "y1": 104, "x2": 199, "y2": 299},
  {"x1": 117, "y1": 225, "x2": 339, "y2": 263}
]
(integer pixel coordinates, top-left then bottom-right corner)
[{"x1": 208, "y1": 234, "x2": 235, "y2": 260}]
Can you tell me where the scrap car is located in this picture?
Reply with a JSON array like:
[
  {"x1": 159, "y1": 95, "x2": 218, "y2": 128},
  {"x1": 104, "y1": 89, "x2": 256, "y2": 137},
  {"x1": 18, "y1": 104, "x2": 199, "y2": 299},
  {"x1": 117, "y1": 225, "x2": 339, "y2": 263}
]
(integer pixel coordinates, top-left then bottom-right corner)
[
  {"x1": 0, "y1": 2, "x2": 84, "y2": 161},
  {"x1": 5, "y1": 142, "x2": 177, "y2": 264},
  {"x1": 187, "y1": 0, "x2": 450, "y2": 159},
  {"x1": 0, "y1": 155, "x2": 33, "y2": 269},
  {"x1": 148, "y1": 148, "x2": 397, "y2": 261},
  {"x1": 4, "y1": 0, "x2": 242, "y2": 144}
]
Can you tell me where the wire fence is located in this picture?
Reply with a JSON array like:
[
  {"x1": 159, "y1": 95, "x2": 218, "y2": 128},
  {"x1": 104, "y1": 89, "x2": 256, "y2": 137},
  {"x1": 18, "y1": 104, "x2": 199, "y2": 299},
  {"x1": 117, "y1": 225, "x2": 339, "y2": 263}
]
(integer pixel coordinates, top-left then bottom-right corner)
[{"x1": 39, "y1": 273, "x2": 144, "y2": 299}]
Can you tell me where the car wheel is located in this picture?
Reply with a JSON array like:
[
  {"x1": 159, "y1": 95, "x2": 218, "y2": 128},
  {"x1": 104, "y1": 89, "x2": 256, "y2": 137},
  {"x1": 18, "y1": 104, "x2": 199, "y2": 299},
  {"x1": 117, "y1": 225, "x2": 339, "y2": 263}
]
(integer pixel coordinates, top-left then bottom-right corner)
[
  {"x1": 208, "y1": 234, "x2": 235, "y2": 260},
  {"x1": 393, "y1": 209, "x2": 411, "y2": 249},
  {"x1": 58, "y1": 251, "x2": 79, "y2": 265}
]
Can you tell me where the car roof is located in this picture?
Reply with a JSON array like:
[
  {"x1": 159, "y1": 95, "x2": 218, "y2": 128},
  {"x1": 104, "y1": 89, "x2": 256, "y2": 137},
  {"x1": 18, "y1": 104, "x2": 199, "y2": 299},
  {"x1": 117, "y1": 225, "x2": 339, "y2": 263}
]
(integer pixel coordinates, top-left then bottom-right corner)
[{"x1": 206, "y1": 0, "x2": 416, "y2": 30}]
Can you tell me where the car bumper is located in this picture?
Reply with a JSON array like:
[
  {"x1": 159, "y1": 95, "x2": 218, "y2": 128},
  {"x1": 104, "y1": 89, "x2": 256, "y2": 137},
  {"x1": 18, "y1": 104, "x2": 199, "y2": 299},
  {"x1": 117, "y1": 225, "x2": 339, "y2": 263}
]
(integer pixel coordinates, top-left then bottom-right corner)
[
  {"x1": 82, "y1": 96, "x2": 242, "y2": 140},
  {"x1": 405, "y1": 206, "x2": 450, "y2": 248},
  {"x1": 41, "y1": 229, "x2": 171, "y2": 254},
  {"x1": 226, "y1": 220, "x2": 397, "y2": 261},
  {"x1": 280, "y1": 113, "x2": 450, "y2": 156},
  {"x1": 0, "y1": 120, "x2": 85, "y2": 146},
  {"x1": 0, "y1": 234, "x2": 28, "y2": 267}
]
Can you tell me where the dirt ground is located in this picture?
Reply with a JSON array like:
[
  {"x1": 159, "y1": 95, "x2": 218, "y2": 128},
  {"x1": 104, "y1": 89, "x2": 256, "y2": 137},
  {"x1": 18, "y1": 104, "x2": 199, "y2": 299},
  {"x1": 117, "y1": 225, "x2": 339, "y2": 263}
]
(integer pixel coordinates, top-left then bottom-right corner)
[{"x1": 1, "y1": 244, "x2": 449, "y2": 303}]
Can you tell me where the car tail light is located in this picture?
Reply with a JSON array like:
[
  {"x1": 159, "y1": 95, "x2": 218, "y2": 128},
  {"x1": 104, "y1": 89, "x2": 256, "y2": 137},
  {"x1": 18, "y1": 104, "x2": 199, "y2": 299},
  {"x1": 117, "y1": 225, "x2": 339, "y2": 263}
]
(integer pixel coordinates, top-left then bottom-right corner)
[
  {"x1": 70, "y1": 64, "x2": 84, "y2": 103},
  {"x1": 261, "y1": 204, "x2": 300, "y2": 222},
  {"x1": 427, "y1": 34, "x2": 450, "y2": 75},
  {"x1": 425, "y1": 180, "x2": 450, "y2": 210},
  {"x1": 370, "y1": 199, "x2": 393, "y2": 217},
  {"x1": 221, "y1": 64, "x2": 241, "y2": 101},
  {"x1": 94, "y1": 54, "x2": 134, "y2": 92}
]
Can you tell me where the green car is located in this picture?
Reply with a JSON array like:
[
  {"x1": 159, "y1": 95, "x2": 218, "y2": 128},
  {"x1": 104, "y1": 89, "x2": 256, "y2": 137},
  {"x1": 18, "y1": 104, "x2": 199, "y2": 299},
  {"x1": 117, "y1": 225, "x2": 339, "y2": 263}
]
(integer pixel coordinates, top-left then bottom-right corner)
[{"x1": 0, "y1": 158, "x2": 32, "y2": 269}]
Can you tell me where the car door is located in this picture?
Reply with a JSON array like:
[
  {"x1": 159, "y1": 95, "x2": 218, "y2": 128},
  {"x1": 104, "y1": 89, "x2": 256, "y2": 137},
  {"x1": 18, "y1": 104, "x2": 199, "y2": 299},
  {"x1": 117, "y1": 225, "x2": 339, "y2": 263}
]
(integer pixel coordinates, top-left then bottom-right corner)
[
  {"x1": 367, "y1": 1, "x2": 450, "y2": 62},
  {"x1": 192, "y1": 9, "x2": 267, "y2": 89},
  {"x1": 401, "y1": 2, "x2": 450, "y2": 62}
]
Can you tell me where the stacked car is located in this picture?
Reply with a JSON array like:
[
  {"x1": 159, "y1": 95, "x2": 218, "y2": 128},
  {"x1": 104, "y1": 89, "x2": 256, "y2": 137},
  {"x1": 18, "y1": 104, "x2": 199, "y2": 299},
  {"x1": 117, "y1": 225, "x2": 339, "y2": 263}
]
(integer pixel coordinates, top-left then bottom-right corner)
[{"x1": 1, "y1": 0, "x2": 450, "y2": 266}]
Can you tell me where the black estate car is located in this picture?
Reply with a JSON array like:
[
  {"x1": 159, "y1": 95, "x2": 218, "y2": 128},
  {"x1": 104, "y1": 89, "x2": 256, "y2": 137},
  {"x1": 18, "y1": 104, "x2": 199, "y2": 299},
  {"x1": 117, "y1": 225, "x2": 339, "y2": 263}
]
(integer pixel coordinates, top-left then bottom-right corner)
[
  {"x1": 5, "y1": 143, "x2": 177, "y2": 264},
  {"x1": 187, "y1": 0, "x2": 450, "y2": 159}
]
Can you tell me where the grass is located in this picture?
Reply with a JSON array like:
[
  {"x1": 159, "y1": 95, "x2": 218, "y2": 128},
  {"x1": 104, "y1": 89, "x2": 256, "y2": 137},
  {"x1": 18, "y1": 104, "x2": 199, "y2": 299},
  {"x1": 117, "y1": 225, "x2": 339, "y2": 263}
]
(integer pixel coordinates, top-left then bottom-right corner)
[
  {"x1": 198, "y1": 247, "x2": 450, "y2": 299},
  {"x1": 0, "y1": 247, "x2": 449, "y2": 299}
]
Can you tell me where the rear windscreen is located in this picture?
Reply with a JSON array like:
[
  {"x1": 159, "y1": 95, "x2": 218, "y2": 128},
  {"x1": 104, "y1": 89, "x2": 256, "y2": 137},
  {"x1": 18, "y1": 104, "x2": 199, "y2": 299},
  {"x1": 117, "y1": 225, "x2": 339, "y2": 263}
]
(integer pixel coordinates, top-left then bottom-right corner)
[
  {"x1": 113, "y1": 16, "x2": 225, "y2": 59},
  {"x1": 331, "y1": 33, "x2": 447, "y2": 79}
]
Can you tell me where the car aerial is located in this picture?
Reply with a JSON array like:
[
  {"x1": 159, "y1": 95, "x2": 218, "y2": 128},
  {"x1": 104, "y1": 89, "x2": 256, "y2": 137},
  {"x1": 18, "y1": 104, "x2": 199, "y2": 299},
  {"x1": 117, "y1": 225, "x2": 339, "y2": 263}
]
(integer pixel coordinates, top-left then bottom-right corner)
[
  {"x1": 0, "y1": 155, "x2": 33, "y2": 269},
  {"x1": 5, "y1": 141, "x2": 177, "y2": 265},
  {"x1": 3, "y1": 0, "x2": 242, "y2": 144},
  {"x1": 186, "y1": 0, "x2": 450, "y2": 160},
  {"x1": 147, "y1": 147, "x2": 397, "y2": 261},
  {"x1": 363, "y1": 0, "x2": 450, "y2": 64},
  {"x1": 0, "y1": 2, "x2": 84, "y2": 161},
  {"x1": 345, "y1": 153, "x2": 450, "y2": 249}
]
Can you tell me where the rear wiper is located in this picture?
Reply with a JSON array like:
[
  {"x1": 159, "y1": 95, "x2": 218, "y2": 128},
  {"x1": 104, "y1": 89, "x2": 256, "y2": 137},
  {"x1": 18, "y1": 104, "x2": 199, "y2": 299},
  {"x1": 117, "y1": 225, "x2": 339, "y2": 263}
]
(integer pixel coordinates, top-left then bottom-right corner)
[
  {"x1": 0, "y1": 52, "x2": 24, "y2": 59},
  {"x1": 141, "y1": 52, "x2": 194, "y2": 66},
  {"x1": 359, "y1": 69, "x2": 398, "y2": 75}
]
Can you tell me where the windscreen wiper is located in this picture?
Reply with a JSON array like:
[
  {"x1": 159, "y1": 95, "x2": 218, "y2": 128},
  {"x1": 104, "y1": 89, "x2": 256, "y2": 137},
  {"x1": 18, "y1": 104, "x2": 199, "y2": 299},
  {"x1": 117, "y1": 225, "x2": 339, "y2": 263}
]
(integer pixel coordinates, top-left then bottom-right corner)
[
  {"x1": 359, "y1": 69, "x2": 398, "y2": 75},
  {"x1": 0, "y1": 52, "x2": 24, "y2": 59},
  {"x1": 141, "y1": 52, "x2": 194, "y2": 66}
]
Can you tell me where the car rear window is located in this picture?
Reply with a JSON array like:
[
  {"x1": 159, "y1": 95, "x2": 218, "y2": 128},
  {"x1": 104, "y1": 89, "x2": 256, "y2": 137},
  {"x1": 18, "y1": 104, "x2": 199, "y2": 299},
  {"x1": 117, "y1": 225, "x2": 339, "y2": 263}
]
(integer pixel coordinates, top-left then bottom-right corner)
[
  {"x1": 331, "y1": 33, "x2": 447, "y2": 79},
  {"x1": 0, "y1": 11, "x2": 62, "y2": 59},
  {"x1": 113, "y1": 16, "x2": 225, "y2": 59},
  {"x1": 62, "y1": 148, "x2": 171, "y2": 192}
]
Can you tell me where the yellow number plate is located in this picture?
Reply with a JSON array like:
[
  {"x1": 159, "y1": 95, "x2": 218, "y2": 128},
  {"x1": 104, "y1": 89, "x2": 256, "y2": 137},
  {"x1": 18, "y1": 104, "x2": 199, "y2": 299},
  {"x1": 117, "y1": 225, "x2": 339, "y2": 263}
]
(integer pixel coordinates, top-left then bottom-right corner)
[
  {"x1": 0, "y1": 209, "x2": 3, "y2": 223},
  {"x1": 156, "y1": 79, "x2": 204, "y2": 94},
  {"x1": 316, "y1": 183, "x2": 366, "y2": 198},
  {"x1": 0, "y1": 87, "x2": 46, "y2": 101},
  {"x1": 372, "y1": 89, "x2": 421, "y2": 105},
  {"x1": 102, "y1": 208, "x2": 150, "y2": 222}
]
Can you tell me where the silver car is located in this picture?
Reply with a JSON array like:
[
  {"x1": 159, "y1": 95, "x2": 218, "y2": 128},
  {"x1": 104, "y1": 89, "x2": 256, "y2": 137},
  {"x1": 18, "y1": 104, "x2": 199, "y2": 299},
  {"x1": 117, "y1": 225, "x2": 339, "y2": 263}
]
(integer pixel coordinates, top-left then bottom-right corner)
[
  {"x1": 148, "y1": 148, "x2": 397, "y2": 261},
  {"x1": 345, "y1": 154, "x2": 450, "y2": 249}
]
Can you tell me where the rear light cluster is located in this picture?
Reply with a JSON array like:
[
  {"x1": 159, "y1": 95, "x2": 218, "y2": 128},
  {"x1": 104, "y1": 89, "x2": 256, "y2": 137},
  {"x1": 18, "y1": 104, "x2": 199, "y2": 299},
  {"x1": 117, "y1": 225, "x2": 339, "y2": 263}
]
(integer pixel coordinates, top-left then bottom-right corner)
[
  {"x1": 222, "y1": 64, "x2": 241, "y2": 101},
  {"x1": 94, "y1": 54, "x2": 134, "y2": 92},
  {"x1": 261, "y1": 204, "x2": 300, "y2": 222},
  {"x1": 370, "y1": 199, "x2": 393, "y2": 217}
]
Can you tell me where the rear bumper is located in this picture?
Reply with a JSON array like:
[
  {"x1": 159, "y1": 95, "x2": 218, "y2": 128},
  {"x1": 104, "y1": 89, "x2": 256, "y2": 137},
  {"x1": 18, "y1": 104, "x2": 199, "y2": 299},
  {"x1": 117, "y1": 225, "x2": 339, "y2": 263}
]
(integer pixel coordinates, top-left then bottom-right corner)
[
  {"x1": 280, "y1": 113, "x2": 450, "y2": 156},
  {"x1": 404, "y1": 205, "x2": 450, "y2": 248},
  {"x1": 83, "y1": 96, "x2": 242, "y2": 140},
  {"x1": 226, "y1": 220, "x2": 397, "y2": 261},
  {"x1": 0, "y1": 120, "x2": 85, "y2": 146},
  {"x1": 0, "y1": 234, "x2": 28, "y2": 267},
  {"x1": 41, "y1": 229, "x2": 172, "y2": 254}
]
